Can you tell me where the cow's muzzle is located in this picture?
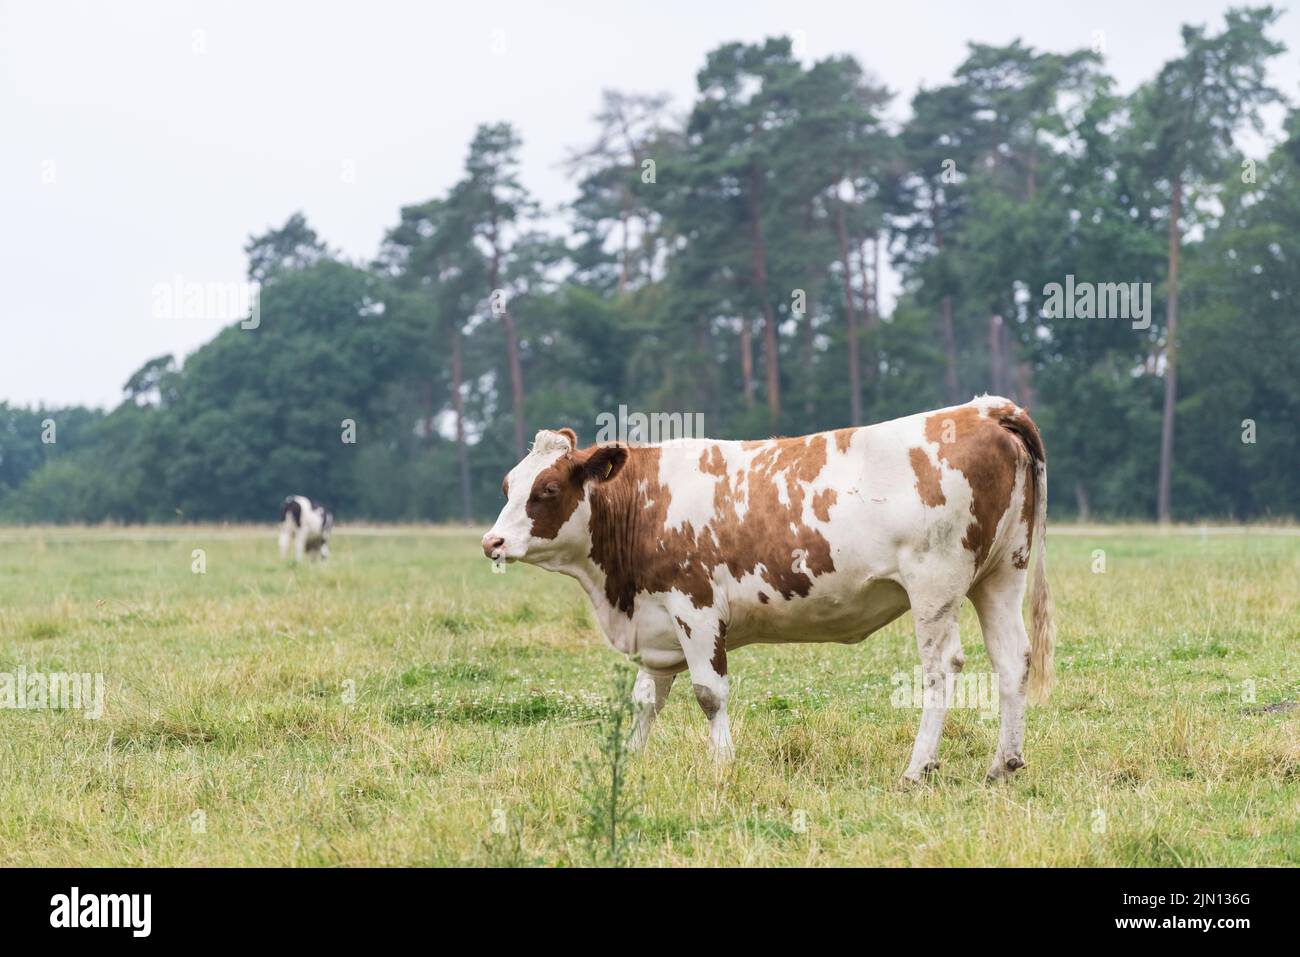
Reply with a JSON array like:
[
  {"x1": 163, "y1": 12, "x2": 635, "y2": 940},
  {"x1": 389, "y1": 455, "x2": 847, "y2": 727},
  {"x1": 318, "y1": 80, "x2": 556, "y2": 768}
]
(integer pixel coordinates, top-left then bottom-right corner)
[{"x1": 481, "y1": 533, "x2": 506, "y2": 560}]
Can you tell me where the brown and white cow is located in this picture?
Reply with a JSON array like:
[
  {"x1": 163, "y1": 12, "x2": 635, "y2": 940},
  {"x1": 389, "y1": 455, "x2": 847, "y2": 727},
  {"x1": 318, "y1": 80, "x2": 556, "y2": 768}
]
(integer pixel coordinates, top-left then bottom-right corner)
[{"x1": 482, "y1": 395, "x2": 1056, "y2": 783}]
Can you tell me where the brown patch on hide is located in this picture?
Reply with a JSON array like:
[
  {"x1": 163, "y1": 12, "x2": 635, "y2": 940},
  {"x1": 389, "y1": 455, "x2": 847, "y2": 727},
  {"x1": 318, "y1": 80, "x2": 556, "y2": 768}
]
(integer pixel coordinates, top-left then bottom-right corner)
[
  {"x1": 922, "y1": 406, "x2": 1019, "y2": 571},
  {"x1": 586, "y1": 433, "x2": 837, "y2": 618},
  {"x1": 812, "y1": 488, "x2": 838, "y2": 522},
  {"x1": 909, "y1": 448, "x2": 946, "y2": 507},
  {"x1": 515, "y1": 441, "x2": 628, "y2": 541},
  {"x1": 523, "y1": 458, "x2": 587, "y2": 540},
  {"x1": 989, "y1": 403, "x2": 1045, "y2": 568},
  {"x1": 1020, "y1": 461, "x2": 1036, "y2": 536},
  {"x1": 711, "y1": 622, "x2": 728, "y2": 676},
  {"x1": 693, "y1": 684, "x2": 720, "y2": 719},
  {"x1": 699, "y1": 445, "x2": 727, "y2": 476}
]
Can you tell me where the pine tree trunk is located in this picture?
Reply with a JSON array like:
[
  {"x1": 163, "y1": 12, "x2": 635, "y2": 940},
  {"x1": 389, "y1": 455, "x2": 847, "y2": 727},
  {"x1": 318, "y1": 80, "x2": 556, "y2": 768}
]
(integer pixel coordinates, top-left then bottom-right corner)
[
  {"x1": 800, "y1": 202, "x2": 815, "y2": 419},
  {"x1": 451, "y1": 328, "x2": 472, "y2": 523},
  {"x1": 941, "y1": 295, "x2": 960, "y2": 405},
  {"x1": 617, "y1": 190, "x2": 631, "y2": 296},
  {"x1": 835, "y1": 199, "x2": 862, "y2": 425},
  {"x1": 748, "y1": 167, "x2": 781, "y2": 426},
  {"x1": 872, "y1": 233, "x2": 881, "y2": 322},
  {"x1": 1016, "y1": 359, "x2": 1036, "y2": 412},
  {"x1": 1157, "y1": 176, "x2": 1182, "y2": 524},
  {"x1": 488, "y1": 246, "x2": 526, "y2": 461},
  {"x1": 988, "y1": 313, "x2": 1004, "y2": 395},
  {"x1": 423, "y1": 381, "x2": 435, "y2": 442},
  {"x1": 934, "y1": 214, "x2": 960, "y2": 406},
  {"x1": 1002, "y1": 314, "x2": 1030, "y2": 408},
  {"x1": 1002, "y1": 317, "x2": 1033, "y2": 409},
  {"x1": 1074, "y1": 479, "x2": 1091, "y2": 523},
  {"x1": 860, "y1": 233, "x2": 879, "y2": 386},
  {"x1": 502, "y1": 311, "x2": 526, "y2": 460},
  {"x1": 801, "y1": 311, "x2": 815, "y2": 419},
  {"x1": 695, "y1": 317, "x2": 714, "y2": 421},
  {"x1": 739, "y1": 317, "x2": 755, "y2": 409}
]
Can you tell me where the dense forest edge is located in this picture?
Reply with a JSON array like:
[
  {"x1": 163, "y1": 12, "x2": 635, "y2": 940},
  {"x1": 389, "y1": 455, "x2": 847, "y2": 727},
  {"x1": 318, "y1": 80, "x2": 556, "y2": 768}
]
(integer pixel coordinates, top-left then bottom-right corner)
[{"x1": 3, "y1": 11, "x2": 1298, "y2": 523}]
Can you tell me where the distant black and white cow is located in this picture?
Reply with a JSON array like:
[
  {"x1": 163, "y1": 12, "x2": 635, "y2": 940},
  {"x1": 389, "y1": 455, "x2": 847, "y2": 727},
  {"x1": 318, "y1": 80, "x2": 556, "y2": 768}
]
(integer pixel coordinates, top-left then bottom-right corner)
[
  {"x1": 483, "y1": 396, "x2": 1056, "y2": 783},
  {"x1": 279, "y1": 495, "x2": 334, "y2": 562}
]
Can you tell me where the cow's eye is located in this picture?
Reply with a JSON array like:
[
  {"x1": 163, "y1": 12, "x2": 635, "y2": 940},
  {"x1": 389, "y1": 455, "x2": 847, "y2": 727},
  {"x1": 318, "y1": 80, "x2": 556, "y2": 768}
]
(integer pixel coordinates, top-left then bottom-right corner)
[{"x1": 535, "y1": 482, "x2": 560, "y2": 501}]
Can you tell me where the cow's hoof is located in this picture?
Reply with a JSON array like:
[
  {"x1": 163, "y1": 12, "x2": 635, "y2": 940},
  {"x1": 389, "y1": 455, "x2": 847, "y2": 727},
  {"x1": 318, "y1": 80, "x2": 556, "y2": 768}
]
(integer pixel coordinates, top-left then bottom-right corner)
[
  {"x1": 902, "y1": 761, "x2": 939, "y2": 786},
  {"x1": 985, "y1": 755, "x2": 1025, "y2": 782}
]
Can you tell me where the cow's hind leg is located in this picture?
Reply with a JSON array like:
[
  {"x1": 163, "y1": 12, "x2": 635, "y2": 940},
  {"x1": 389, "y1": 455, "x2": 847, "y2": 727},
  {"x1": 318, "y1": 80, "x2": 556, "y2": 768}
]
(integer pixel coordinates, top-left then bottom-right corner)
[
  {"x1": 902, "y1": 591, "x2": 965, "y2": 784},
  {"x1": 629, "y1": 670, "x2": 675, "y2": 752},
  {"x1": 970, "y1": 566, "x2": 1031, "y2": 781}
]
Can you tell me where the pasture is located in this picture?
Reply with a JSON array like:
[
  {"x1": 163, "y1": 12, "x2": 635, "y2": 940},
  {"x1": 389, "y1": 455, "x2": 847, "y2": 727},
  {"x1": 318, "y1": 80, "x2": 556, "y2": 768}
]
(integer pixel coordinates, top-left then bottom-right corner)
[{"x1": 0, "y1": 524, "x2": 1296, "y2": 866}]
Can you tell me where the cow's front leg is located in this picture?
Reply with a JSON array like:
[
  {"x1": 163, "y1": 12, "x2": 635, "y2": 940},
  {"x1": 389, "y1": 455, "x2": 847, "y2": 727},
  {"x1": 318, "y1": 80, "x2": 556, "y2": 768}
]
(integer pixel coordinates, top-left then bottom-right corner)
[
  {"x1": 294, "y1": 530, "x2": 307, "y2": 563},
  {"x1": 673, "y1": 616, "x2": 733, "y2": 762},
  {"x1": 629, "y1": 669, "x2": 674, "y2": 752},
  {"x1": 903, "y1": 599, "x2": 964, "y2": 784}
]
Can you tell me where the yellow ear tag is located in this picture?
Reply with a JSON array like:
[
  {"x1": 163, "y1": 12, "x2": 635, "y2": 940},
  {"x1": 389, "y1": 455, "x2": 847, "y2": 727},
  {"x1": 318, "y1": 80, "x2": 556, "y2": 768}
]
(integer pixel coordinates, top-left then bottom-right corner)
[{"x1": 604, "y1": 460, "x2": 613, "y2": 479}]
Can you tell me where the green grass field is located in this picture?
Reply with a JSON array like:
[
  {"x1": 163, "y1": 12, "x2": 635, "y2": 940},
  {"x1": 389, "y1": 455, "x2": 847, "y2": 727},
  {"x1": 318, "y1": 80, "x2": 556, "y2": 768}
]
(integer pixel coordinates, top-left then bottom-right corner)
[{"x1": 0, "y1": 524, "x2": 1296, "y2": 866}]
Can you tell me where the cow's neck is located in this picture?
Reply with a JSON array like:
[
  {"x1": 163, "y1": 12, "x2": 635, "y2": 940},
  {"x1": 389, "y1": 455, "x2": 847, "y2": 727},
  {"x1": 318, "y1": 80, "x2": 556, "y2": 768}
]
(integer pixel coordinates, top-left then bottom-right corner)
[
  {"x1": 543, "y1": 470, "x2": 655, "y2": 656},
  {"x1": 554, "y1": 557, "x2": 639, "y2": 655}
]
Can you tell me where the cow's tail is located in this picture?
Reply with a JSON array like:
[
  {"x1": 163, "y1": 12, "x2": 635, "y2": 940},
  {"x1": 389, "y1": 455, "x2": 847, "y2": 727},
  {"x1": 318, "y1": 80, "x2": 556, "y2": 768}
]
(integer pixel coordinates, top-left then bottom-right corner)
[{"x1": 996, "y1": 405, "x2": 1055, "y2": 704}]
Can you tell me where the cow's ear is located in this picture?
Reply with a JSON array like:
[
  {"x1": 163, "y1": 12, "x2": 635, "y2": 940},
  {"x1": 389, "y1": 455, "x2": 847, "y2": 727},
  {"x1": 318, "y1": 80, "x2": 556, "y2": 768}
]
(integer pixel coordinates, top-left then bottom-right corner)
[
  {"x1": 580, "y1": 444, "x2": 628, "y2": 483},
  {"x1": 557, "y1": 427, "x2": 578, "y2": 450}
]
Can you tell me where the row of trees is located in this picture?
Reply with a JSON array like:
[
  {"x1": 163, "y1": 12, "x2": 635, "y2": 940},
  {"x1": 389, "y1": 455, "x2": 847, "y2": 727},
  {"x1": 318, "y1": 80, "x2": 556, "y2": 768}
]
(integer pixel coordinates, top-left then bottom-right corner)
[{"x1": 3, "y1": 8, "x2": 1297, "y2": 523}]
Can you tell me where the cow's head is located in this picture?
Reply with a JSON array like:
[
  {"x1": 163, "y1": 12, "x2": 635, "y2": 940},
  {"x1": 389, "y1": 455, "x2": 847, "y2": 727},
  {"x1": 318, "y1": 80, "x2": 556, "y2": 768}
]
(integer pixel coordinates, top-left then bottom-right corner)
[{"x1": 482, "y1": 429, "x2": 628, "y2": 566}]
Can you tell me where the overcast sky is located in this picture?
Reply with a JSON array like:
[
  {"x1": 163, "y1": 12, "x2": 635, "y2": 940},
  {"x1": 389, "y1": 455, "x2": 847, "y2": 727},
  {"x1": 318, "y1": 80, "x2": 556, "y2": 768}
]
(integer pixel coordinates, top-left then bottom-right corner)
[{"x1": 2, "y1": 0, "x2": 1296, "y2": 410}]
